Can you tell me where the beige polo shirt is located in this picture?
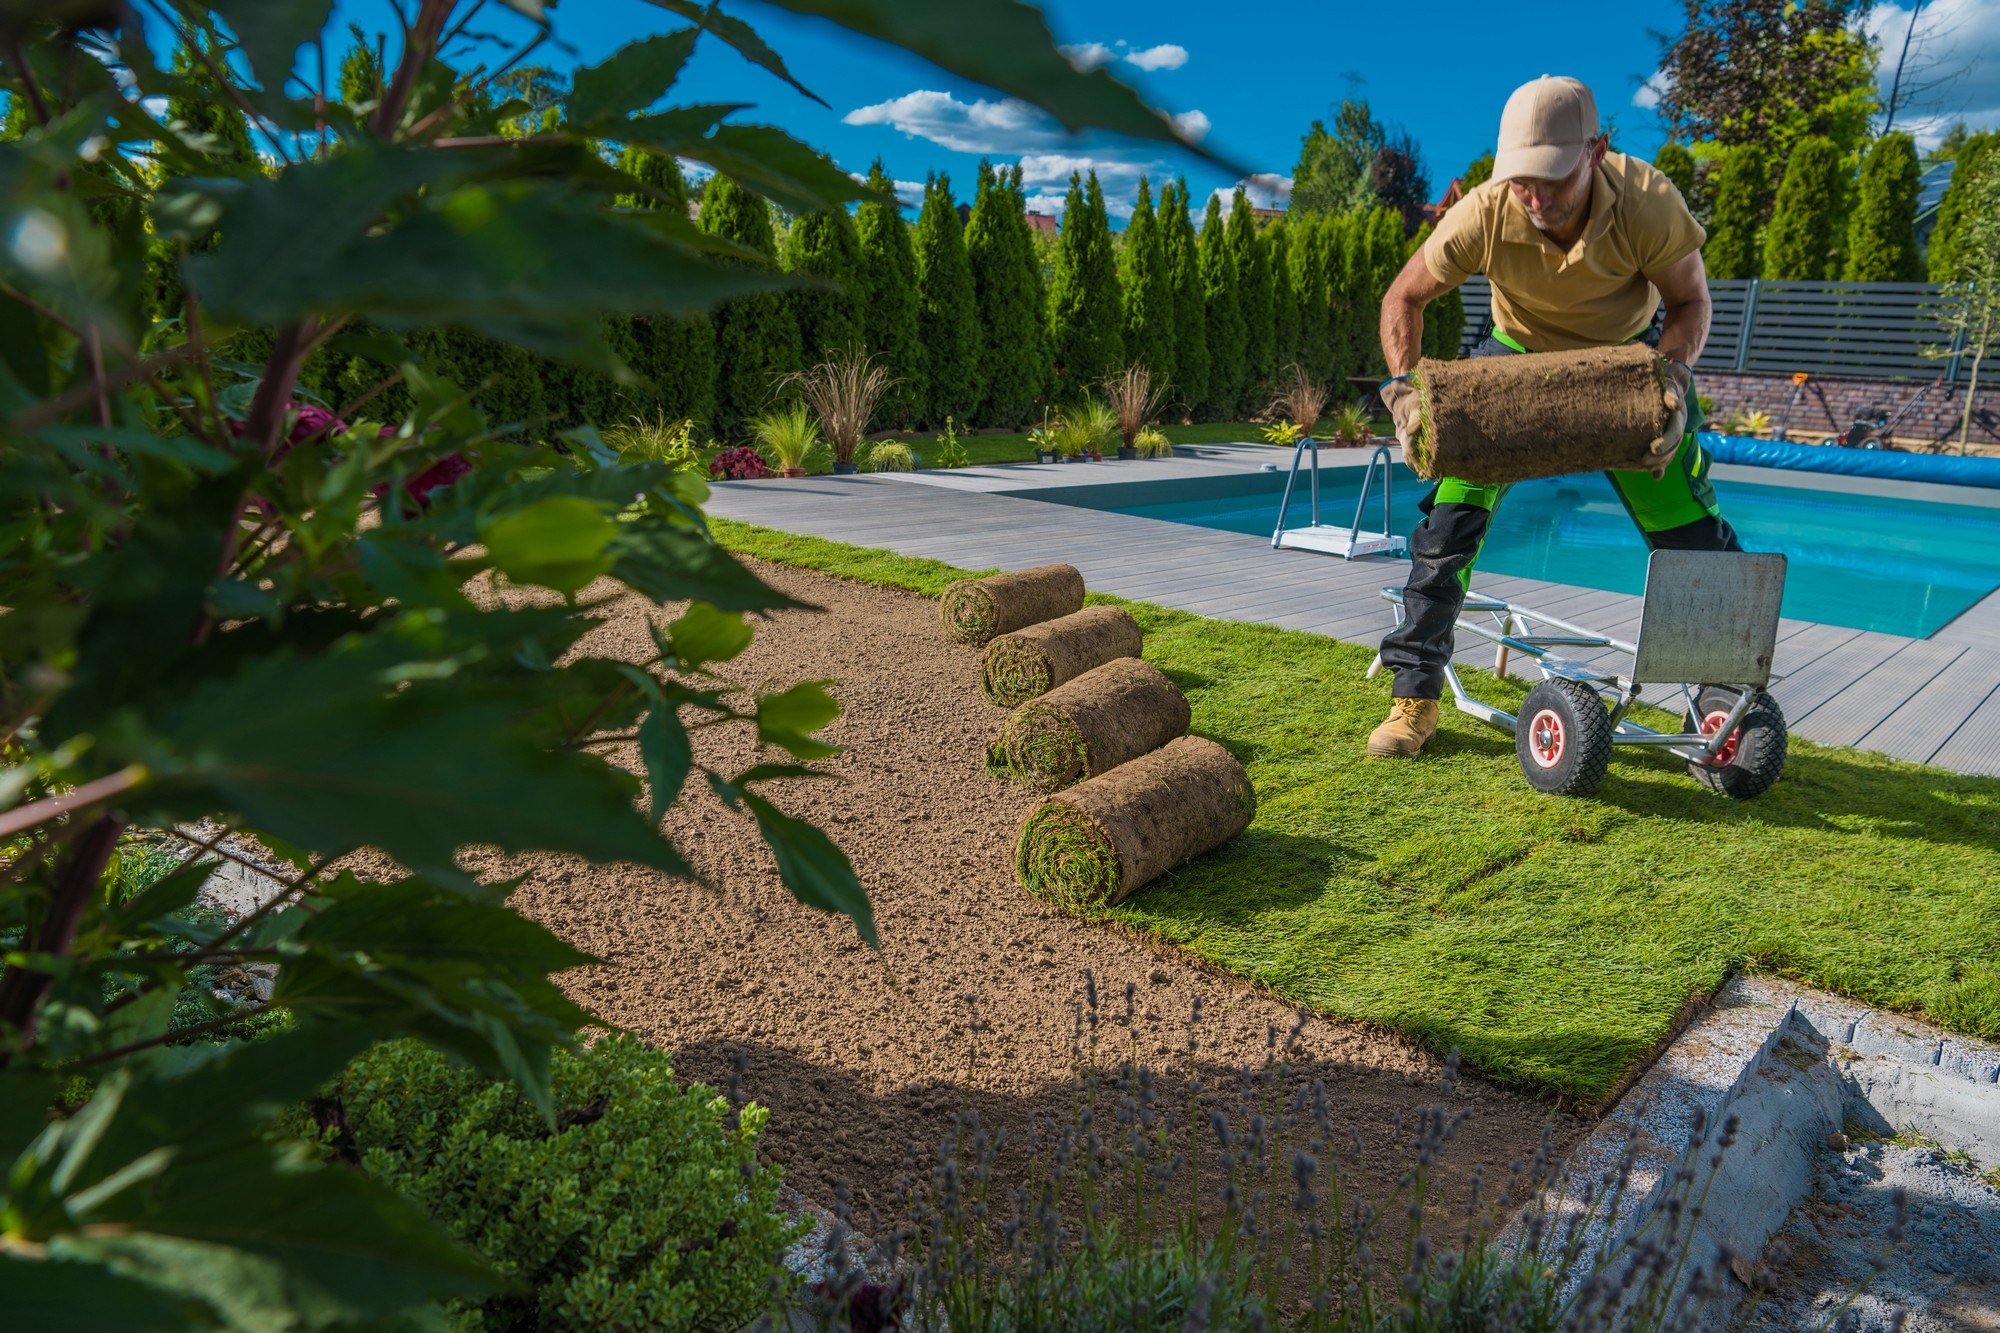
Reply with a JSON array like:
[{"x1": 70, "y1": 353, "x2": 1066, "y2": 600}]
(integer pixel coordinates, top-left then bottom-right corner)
[{"x1": 1422, "y1": 152, "x2": 1705, "y2": 351}]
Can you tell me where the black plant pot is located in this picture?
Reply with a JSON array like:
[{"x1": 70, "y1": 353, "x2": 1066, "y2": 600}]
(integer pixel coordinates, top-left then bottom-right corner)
[
  {"x1": 1117, "y1": 446, "x2": 1137, "y2": 460},
  {"x1": 833, "y1": 461, "x2": 858, "y2": 475},
  {"x1": 1036, "y1": 450, "x2": 1057, "y2": 464}
]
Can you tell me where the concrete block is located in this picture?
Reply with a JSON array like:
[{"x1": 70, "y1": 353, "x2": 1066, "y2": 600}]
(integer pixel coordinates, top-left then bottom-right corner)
[
  {"x1": 1847, "y1": 1013, "x2": 1943, "y2": 1066},
  {"x1": 1940, "y1": 1037, "x2": 2000, "y2": 1086}
]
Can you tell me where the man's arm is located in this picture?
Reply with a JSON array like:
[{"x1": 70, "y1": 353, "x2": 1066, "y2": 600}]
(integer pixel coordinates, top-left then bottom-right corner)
[
  {"x1": 1645, "y1": 248, "x2": 1711, "y2": 373},
  {"x1": 1380, "y1": 247, "x2": 1457, "y2": 378}
]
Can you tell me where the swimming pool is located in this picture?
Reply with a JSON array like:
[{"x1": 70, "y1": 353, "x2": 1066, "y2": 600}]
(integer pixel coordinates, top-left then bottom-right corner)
[{"x1": 1024, "y1": 463, "x2": 2000, "y2": 638}]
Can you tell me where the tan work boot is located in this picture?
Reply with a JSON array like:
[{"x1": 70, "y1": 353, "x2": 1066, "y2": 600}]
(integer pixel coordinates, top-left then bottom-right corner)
[{"x1": 1367, "y1": 698, "x2": 1440, "y2": 758}]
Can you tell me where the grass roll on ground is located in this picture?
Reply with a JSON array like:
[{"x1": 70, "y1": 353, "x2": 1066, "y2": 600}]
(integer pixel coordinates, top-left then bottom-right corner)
[
  {"x1": 981, "y1": 605, "x2": 1143, "y2": 706},
  {"x1": 940, "y1": 564, "x2": 1085, "y2": 645},
  {"x1": 996, "y1": 658, "x2": 1191, "y2": 790},
  {"x1": 1409, "y1": 343, "x2": 1679, "y2": 484},
  {"x1": 1016, "y1": 736, "x2": 1255, "y2": 912}
]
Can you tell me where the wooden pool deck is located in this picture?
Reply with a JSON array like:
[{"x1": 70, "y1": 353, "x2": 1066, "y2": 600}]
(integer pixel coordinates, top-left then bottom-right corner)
[{"x1": 705, "y1": 446, "x2": 2000, "y2": 778}]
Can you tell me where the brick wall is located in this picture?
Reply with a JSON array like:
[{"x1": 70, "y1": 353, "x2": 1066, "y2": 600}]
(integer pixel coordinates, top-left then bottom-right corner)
[{"x1": 1698, "y1": 370, "x2": 2000, "y2": 454}]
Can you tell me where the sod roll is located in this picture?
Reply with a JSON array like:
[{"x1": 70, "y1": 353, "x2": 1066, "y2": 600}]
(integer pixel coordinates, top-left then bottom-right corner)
[
  {"x1": 940, "y1": 564, "x2": 1086, "y2": 645},
  {"x1": 1408, "y1": 343, "x2": 1680, "y2": 484},
  {"x1": 1015, "y1": 735, "x2": 1255, "y2": 911},
  {"x1": 981, "y1": 605, "x2": 1144, "y2": 707},
  {"x1": 997, "y1": 657, "x2": 1191, "y2": 790}
]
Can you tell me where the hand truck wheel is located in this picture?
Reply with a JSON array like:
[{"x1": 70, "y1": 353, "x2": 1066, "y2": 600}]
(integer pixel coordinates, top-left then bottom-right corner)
[
  {"x1": 1515, "y1": 679, "x2": 1614, "y2": 797},
  {"x1": 1683, "y1": 686, "x2": 1788, "y2": 800}
]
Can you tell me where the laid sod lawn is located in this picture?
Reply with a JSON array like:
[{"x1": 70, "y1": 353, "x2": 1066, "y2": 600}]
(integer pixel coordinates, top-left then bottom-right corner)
[{"x1": 714, "y1": 520, "x2": 2000, "y2": 1106}]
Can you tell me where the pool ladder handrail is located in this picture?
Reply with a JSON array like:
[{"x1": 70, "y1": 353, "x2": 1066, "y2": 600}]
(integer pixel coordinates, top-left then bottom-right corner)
[{"x1": 1270, "y1": 437, "x2": 1407, "y2": 560}]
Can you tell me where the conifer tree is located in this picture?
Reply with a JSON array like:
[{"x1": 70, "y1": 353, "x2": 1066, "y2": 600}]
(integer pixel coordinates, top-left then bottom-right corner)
[
  {"x1": 784, "y1": 202, "x2": 865, "y2": 360},
  {"x1": 967, "y1": 162, "x2": 1047, "y2": 428},
  {"x1": 856, "y1": 160, "x2": 925, "y2": 427},
  {"x1": 337, "y1": 23, "x2": 381, "y2": 106},
  {"x1": 700, "y1": 173, "x2": 802, "y2": 438},
  {"x1": 1359, "y1": 207, "x2": 1406, "y2": 378},
  {"x1": 1228, "y1": 191, "x2": 1275, "y2": 400},
  {"x1": 1318, "y1": 210, "x2": 1355, "y2": 382},
  {"x1": 1161, "y1": 178, "x2": 1210, "y2": 414},
  {"x1": 1046, "y1": 172, "x2": 1125, "y2": 401},
  {"x1": 1290, "y1": 214, "x2": 1332, "y2": 382},
  {"x1": 1702, "y1": 144, "x2": 1767, "y2": 280},
  {"x1": 1268, "y1": 221, "x2": 1301, "y2": 381},
  {"x1": 617, "y1": 145, "x2": 716, "y2": 428},
  {"x1": 1844, "y1": 133, "x2": 1923, "y2": 282},
  {"x1": 1929, "y1": 132, "x2": 1995, "y2": 281},
  {"x1": 913, "y1": 172, "x2": 983, "y2": 426},
  {"x1": 1653, "y1": 142, "x2": 1697, "y2": 205},
  {"x1": 1120, "y1": 177, "x2": 1177, "y2": 388},
  {"x1": 1198, "y1": 194, "x2": 1246, "y2": 419},
  {"x1": 1761, "y1": 135, "x2": 1842, "y2": 281}
]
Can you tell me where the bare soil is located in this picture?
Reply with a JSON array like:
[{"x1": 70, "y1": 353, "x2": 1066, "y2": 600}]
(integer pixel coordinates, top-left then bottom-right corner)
[{"x1": 491, "y1": 560, "x2": 1578, "y2": 1221}]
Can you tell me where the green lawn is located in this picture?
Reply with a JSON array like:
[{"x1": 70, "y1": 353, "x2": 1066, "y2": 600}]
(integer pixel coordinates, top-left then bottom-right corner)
[{"x1": 713, "y1": 519, "x2": 2000, "y2": 1106}]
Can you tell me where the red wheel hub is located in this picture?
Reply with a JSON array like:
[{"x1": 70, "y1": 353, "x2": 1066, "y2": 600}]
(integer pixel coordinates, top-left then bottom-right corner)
[
  {"x1": 1527, "y1": 708, "x2": 1565, "y2": 768},
  {"x1": 1699, "y1": 709, "x2": 1741, "y2": 766}
]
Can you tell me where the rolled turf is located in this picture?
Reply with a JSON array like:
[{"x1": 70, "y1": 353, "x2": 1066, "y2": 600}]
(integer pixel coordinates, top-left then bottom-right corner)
[
  {"x1": 940, "y1": 564, "x2": 1086, "y2": 645},
  {"x1": 997, "y1": 657, "x2": 1191, "y2": 790},
  {"x1": 981, "y1": 605, "x2": 1144, "y2": 707},
  {"x1": 1015, "y1": 735, "x2": 1255, "y2": 912},
  {"x1": 1408, "y1": 343, "x2": 1679, "y2": 484}
]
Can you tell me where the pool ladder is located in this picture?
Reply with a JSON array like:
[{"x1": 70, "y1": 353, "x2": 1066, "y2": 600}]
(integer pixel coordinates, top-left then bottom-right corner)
[{"x1": 1270, "y1": 439, "x2": 1408, "y2": 560}]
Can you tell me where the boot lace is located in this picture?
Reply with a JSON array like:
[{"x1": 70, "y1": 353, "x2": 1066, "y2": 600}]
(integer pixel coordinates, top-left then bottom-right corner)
[{"x1": 1392, "y1": 698, "x2": 1431, "y2": 721}]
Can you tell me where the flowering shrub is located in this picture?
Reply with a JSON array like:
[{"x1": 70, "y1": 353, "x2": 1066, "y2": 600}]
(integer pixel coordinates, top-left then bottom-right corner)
[{"x1": 710, "y1": 445, "x2": 773, "y2": 480}]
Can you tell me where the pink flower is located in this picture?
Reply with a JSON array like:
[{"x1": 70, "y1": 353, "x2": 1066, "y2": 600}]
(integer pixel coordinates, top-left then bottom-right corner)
[{"x1": 371, "y1": 425, "x2": 469, "y2": 514}]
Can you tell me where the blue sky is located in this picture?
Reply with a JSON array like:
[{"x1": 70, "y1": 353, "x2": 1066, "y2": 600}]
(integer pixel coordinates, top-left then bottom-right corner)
[{"x1": 319, "y1": 0, "x2": 1998, "y2": 222}]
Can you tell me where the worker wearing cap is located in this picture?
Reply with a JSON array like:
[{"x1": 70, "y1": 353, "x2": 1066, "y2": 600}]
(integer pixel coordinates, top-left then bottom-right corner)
[{"x1": 1366, "y1": 75, "x2": 1738, "y2": 759}]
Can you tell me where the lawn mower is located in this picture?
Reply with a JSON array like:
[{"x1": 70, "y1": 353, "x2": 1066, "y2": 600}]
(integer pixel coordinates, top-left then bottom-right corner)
[{"x1": 1367, "y1": 550, "x2": 1791, "y2": 798}]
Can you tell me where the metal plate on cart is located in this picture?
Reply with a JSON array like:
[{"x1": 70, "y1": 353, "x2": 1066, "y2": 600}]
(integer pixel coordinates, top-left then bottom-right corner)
[{"x1": 1630, "y1": 551, "x2": 1786, "y2": 688}]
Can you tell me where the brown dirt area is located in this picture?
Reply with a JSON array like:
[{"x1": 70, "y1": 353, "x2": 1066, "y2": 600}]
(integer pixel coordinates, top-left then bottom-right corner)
[{"x1": 486, "y1": 559, "x2": 1580, "y2": 1223}]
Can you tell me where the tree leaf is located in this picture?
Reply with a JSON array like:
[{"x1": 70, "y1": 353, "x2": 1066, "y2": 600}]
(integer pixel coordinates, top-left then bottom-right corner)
[
  {"x1": 743, "y1": 793, "x2": 874, "y2": 945},
  {"x1": 607, "y1": 521, "x2": 803, "y2": 612},
  {"x1": 763, "y1": 0, "x2": 1233, "y2": 160},
  {"x1": 0, "y1": 1253, "x2": 199, "y2": 1331},
  {"x1": 567, "y1": 29, "x2": 700, "y2": 125},
  {"x1": 132, "y1": 649, "x2": 690, "y2": 890},
  {"x1": 672, "y1": 124, "x2": 873, "y2": 215},
  {"x1": 637, "y1": 702, "x2": 692, "y2": 823},
  {"x1": 666, "y1": 601, "x2": 754, "y2": 670},
  {"x1": 479, "y1": 496, "x2": 620, "y2": 594},
  {"x1": 755, "y1": 680, "x2": 841, "y2": 760},
  {"x1": 639, "y1": 0, "x2": 827, "y2": 107},
  {"x1": 207, "y1": 1, "x2": 335, "y2": 99}
]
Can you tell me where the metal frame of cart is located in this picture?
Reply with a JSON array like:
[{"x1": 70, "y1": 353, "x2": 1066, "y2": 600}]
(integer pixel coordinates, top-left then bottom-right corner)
[{"x1": 1365, "y1": 550, "x2": 1792, "y2": 798}]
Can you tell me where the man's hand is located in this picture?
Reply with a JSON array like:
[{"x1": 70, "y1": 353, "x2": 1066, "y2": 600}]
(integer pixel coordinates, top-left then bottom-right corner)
[{"x1": 1381, "y1": 378, "x2": 1422, "y2": 451}]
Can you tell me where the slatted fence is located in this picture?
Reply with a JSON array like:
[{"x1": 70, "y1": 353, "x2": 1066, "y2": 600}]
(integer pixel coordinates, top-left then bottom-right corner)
[{"x1": 1455, "y1": 277, "x2": 1970, "y2": 381}]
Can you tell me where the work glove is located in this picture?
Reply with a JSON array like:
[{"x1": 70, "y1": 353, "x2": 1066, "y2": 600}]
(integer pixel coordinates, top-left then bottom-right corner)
[
  {"x1": 1380, "y1": 378, "x2": 1421, "y2": 453},
  {"x1": 1655, "y1": 360, "x2": 1692, "y2": 470}
]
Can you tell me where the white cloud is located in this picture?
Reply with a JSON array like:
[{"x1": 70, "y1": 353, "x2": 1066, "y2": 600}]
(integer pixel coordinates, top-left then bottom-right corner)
[
  {"x1": 1207, "y1": 173, "x2": 1292, "y2": 211},
  {"x1": 1023, "y1": 191, "x2": 1068, "y2": 217},
  {"x1": 1632, "y1": 71, "x2": 1668, "y2": 111},
  {"x1": 842, "y1": 89, "x2": 1070, "y2": 154},
  {"x1": 1057, "y1": 41, "x2": 1118, "y2": 72},
  {"x1": 1055, "y1": 39, "x2": 1190, "y2": 75},
  {"x1": 1126, "y1": 44, "x2": 1190, "y2": 72},
  {"x1": 1169, "y1": 109, "x2": 1211, "y2": 142},
  {"x1": 1017, "y1": 153, "x2": 1162, "y2": 219}
]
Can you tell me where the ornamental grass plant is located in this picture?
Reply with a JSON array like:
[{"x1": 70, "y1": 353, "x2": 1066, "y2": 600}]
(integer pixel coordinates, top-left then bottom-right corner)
[
  {"x1": 784, "y1": 350, "x2": 901, "y2": 468},
  {"x1": 752, "y1": 402, "x2": 828, "y2": 474},
  {"x1": 1269, "y1": 364, "x2": 1333, "y2": 438},
  {"x1": 1104, "y1": 362, "x2": 1173, "y2": 450}
]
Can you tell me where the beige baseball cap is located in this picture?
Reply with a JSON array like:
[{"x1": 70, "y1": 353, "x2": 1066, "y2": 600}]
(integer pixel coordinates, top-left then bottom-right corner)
[{"x1": 1491, "y1": 76, "x2": 1599, "y2": 183}]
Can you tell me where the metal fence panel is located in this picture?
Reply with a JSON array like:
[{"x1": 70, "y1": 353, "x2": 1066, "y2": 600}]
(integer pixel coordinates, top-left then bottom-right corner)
[{"x1": 1457, "y1": 277, "x2": 1961, "y2": 381}]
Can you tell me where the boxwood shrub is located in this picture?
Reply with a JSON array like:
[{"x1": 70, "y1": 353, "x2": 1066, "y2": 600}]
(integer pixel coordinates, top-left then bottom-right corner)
[{"x1": 304, "y1": 1036, "x2": 799, "y2": 1331}]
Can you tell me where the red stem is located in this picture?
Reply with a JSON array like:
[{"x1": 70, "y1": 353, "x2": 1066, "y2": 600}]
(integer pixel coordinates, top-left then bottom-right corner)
[{"x1": 0, "y1": 815, "x2": 124, "y2": 1062}]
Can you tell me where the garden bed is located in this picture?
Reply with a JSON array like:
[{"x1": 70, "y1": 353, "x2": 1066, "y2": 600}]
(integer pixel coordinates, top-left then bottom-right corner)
[{"x1": 485, "y1": 559, "x2": 1568, "y2": 1215}]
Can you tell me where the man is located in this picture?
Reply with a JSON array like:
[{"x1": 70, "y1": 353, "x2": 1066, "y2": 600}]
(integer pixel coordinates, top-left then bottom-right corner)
[{"x1": 1367, "y1": 75, "x2": 1736, "y2": 759}]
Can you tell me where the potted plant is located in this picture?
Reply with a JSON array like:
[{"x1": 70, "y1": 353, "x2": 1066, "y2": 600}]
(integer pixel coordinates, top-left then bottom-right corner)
[
  {"x1": 1078, "y1": 397, "x2": 1118, "y2": 461},
  {"x1": 748, "y1": 402, "x2": 822, "y2": 477},
  {"x1": 1133, "y1": 427, "x2": 1174, "y2": 458},
  {"x1": 782, "y1": 349, "x2": 898, "y2": 475},
  {"x1": 1102, "y1": 362, "x2": 1171, "y2": 459}
]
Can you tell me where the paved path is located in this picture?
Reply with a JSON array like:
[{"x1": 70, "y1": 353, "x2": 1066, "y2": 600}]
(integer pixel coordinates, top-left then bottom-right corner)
[{"x1": 706, "y1": 448, "x2": 2000, "y2": 777}]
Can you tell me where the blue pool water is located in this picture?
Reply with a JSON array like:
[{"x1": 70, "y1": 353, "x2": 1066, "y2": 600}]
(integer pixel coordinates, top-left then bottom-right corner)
[{"x1": 1043, "y1": 465, "x2": 2000, "y2": 638}]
